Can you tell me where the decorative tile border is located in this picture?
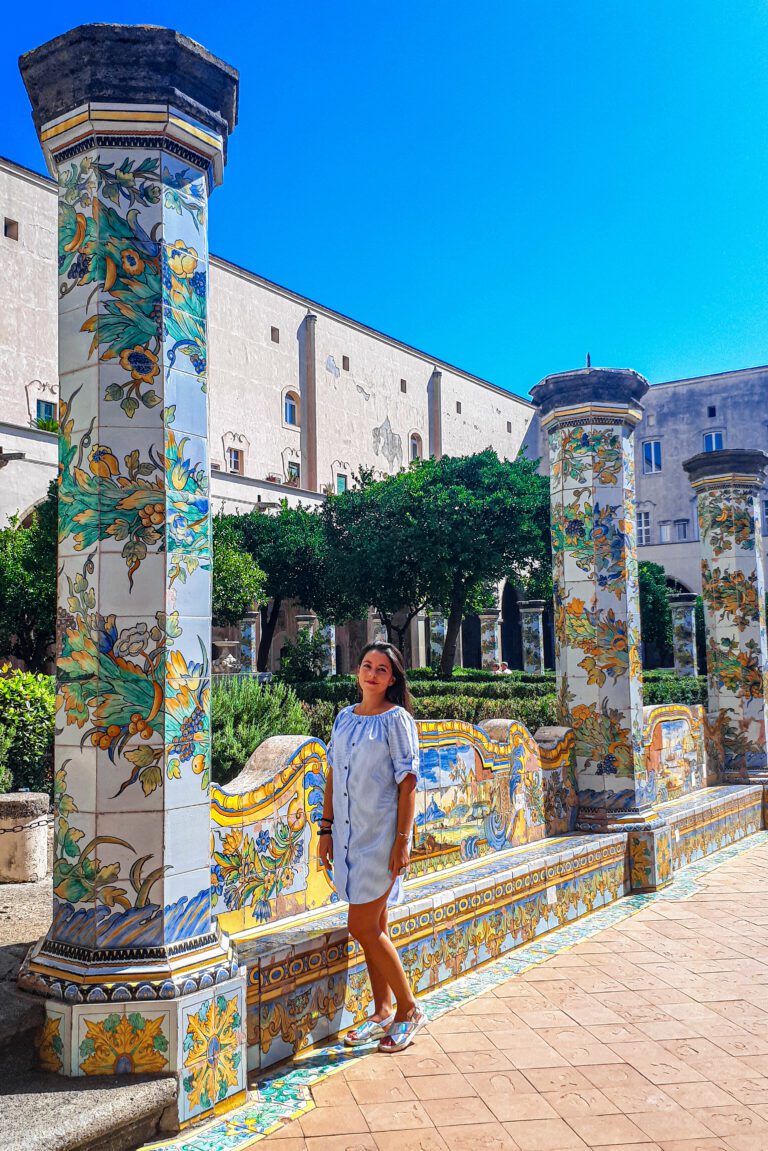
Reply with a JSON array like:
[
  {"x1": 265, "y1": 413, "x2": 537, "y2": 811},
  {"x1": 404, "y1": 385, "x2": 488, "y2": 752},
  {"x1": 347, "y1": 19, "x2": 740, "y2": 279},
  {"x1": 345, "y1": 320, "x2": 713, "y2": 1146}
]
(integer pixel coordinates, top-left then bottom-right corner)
[{"x1": 138, "y1": 829, "x2": 768, "y2": 1151}]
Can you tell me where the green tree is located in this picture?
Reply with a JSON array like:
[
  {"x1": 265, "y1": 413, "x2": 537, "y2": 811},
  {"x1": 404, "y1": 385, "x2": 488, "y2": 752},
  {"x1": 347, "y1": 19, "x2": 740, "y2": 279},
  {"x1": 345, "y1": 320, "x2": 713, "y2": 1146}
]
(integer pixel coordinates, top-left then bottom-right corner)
[
  {"x1": 638, "y1": 561, "x2": 674, "y2": 668},
  {"x1": 211, "y1": 515, "x2": 267, "y2": 626},
  {"x1": 0, "y1": 482, "x2": 57, "y2": 671},
  {"x1": 222, "y1": 502, "x2": 362, "y2": 671},
  {"x1": 323, "y1": 467, "x2": 434, "y2": 656}
]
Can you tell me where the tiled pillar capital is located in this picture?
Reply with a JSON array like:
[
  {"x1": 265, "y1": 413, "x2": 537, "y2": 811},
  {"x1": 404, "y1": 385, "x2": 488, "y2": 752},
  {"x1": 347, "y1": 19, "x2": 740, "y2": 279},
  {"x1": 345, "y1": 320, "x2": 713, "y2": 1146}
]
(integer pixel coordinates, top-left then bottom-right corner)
[
  {"x1": 531, "y1": 367, "x2": 653, "y2": 831},
  {"x1": 519, "y1": 599, "x2": 546, "y2": 675},
  {"x1": 683, "y1": 448, "x2": 768, "y2": 779},
  {"x1": 669, "y1": 592, "x2": 699, "y2": 677},
  {"x1": 18, "y1": 25, "x2": 246, "y2": 1123}
]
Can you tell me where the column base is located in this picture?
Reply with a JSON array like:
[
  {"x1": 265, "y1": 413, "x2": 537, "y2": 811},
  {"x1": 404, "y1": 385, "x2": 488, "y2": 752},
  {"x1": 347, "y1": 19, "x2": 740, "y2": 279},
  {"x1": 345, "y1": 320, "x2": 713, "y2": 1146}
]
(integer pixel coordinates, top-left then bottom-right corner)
[
  {"x1": 35, "y1": 970, "x2": 247, "y2": 1127},
  {"x1": 627, "y1": 824, "x2": 673, "y2": 892}
]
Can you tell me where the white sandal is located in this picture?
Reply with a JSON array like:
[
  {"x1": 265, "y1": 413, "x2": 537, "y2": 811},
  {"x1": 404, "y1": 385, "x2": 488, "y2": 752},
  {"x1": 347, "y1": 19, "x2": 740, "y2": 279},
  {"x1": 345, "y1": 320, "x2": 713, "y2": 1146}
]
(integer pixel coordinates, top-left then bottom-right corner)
[
  {"x1": 378, "y1": 1005, "x2": 426, "y2": 1053},
  {"x1": 344, "y1": 1012, "x2": 395, "y2": 1047}
]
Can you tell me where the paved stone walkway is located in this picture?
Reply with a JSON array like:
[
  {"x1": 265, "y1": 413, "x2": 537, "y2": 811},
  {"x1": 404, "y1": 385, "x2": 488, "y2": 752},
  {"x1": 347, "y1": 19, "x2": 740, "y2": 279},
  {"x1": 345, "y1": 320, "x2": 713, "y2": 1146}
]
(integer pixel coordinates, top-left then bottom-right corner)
[{"x1": 254, "y1": 836, "x2": 768, "y2": 1151}]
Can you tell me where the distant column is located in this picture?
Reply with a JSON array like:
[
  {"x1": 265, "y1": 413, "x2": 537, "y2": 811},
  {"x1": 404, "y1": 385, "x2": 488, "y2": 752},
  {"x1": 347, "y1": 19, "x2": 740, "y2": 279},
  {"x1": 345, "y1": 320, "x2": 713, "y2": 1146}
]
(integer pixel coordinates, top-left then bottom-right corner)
[
  {"x1": 519, "y1": 600, "x2": 546, "y2": 674},
  {"x1": 669, "y1": 593, "x2": 698, "y2": 677},
  {"x1": 370, "y1": 612, "x2": 388, "y2": 644},
  {"x1": 428, "y1": 613, "x2": 446, "y2": 667},
  {"x1": 240, "y1": 610, "x2": 260, "y2": 674},
  {"x1": 479, "y1": 610, "x2": 502, "y2": 669},
  {"x1": 320, "y1": 623, "x2": 336, "y2": 676},
  {"x1": 684, "y1": 449, "x2": 768, "y2": 779}
]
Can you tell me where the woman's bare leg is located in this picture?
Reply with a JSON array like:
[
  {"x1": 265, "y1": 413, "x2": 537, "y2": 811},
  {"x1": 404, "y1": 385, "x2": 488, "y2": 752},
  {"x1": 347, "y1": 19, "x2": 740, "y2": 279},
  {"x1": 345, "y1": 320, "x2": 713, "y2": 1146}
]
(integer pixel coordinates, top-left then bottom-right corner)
[
  {"x1": 348, "y1": 893, "x2": 415, "y2": 1022},
  {"x1": 364, "y1": 903, "x2": 394, "y2": 1019}
]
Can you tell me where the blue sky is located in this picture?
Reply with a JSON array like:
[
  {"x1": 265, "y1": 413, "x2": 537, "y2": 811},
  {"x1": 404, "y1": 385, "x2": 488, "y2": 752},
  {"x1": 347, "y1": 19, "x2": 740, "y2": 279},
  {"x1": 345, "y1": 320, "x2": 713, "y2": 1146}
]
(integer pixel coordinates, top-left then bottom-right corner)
[{"x1": 4, "y1": 2, "x2": 768, "y2": 398}]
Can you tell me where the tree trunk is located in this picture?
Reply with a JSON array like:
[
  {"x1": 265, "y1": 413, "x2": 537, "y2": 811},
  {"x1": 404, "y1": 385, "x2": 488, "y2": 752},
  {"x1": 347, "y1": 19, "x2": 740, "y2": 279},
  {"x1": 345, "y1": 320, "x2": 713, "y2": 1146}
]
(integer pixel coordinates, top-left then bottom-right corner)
[
  {"x1": 439, "y1": 596, "x2": 464, "y2": 676},
  {"x1": 257, "y1": 597, "x2": 282, "y2": 671}
]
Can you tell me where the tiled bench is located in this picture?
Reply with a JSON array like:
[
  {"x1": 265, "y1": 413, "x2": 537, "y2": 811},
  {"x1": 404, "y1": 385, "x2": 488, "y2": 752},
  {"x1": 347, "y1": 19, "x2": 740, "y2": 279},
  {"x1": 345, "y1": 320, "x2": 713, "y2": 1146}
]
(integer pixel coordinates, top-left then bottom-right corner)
[
  {"x1": 238, "y1": 831, "x2": 628, "y2": 1071},
  {"x1": 660, "y1": 783, "x2": 763, "y2": 870}
]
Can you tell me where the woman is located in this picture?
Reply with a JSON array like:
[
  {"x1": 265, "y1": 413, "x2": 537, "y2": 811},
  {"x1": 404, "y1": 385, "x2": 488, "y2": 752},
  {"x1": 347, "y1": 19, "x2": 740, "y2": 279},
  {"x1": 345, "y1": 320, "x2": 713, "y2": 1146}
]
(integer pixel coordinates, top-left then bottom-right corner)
[{"x1": 318, "y1": 642, "x2": 426, "y2": 1053}]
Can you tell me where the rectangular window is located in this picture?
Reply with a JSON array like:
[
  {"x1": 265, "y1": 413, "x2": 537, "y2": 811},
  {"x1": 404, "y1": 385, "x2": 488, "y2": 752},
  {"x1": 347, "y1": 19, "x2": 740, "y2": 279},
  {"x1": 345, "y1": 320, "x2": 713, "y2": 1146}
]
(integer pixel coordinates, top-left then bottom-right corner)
[
  {"x1": 3, "y1": 218, "x2": 18, "y2": 241},
  {"x1": 642, "y1": 439, "x2": 662, "y2": 474},
  {"x1": 36, "y1": 399, "x2": 55, "y2": 423},
  {"x1": 342, "y1": 355, "x2": 350, "y2": 372},
  {"x1": 287, "y1": 461, "x2": 300, "y2": 483},
  {"x1": 659, "y1": 521, "x2": 672, "y2": 543},
  {"x1": 674, "y1": 519, "x2": 689, "y2": 541},
  {"x1": 400, "y1": 379, "x2": 407, "y2": 393},
  {"x1": 704, "y1": 430, "x2": 724, "y2": 452},
  {"x1": 270, "y1": 326, "x2": 279, "y2": 343},
  {"x1": 336, "y1": 473, "x2": 348, "y2": 494},
  {"x1": 637, "y1": 511, "x2": 651, "y2": 547},
  {"x1": 226, "y1": 447, "x2": 243, "y2": 475},
  {"x1": 707, "y1": 405, "x2": 716, "y2": 418},
  {"x1": 506, "y1": 421, "x2": 512, "y2": 433},
  {"x1": 284, "y1": 394, "x2": 298, "y2": 426},
  {"x1": 456, "y1": 401, "x2": 462, "y2": 414}
]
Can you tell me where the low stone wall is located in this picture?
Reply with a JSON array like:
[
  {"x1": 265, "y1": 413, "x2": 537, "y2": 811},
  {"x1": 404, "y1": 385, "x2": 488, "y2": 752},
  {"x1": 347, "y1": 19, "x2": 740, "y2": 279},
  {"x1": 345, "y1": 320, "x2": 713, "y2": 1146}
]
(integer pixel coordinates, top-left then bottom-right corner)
[{"x1": 209, "y1": 720, "x2": 578, "y2": 939}]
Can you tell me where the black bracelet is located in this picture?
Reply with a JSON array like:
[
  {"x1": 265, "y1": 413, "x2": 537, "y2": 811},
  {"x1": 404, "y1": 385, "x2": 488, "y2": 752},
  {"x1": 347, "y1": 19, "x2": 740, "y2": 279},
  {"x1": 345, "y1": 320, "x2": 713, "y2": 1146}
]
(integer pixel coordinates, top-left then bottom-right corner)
[{"x1": 318, "y1": 830, "x2": 332, "y2": 838}]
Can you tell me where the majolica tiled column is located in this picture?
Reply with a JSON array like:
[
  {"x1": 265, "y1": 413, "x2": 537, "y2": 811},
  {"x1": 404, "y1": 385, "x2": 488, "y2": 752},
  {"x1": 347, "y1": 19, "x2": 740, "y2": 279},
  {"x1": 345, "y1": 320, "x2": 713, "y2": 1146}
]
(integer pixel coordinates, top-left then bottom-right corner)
[
  {"x1": 683, "y1": 449, "x2": 768, "y2": 780},
  {"x1": 669, "y1": 593, "x2": 699, "y2": 677},
  {"x1": 19, "y1": 26, "x2": 247, "y2": 1123},
  {"x1": 240, "y1": 610, "x2": 259, "y2": 674},
  {"x1": 479, "y1": 609, "x2": 502, "y2": 669},
  {"x1": 320, "y1": 623, "x2": 336, "y2": 676},
  {"x1": 531, "y1": 369, "x2": 658, "y2": 837},
  {"x1": 519, "y1": 599, "x2": 546, "y2": 674},
  {"x1": 429, "y1": 613, "x2": 447, "y2": 667}
]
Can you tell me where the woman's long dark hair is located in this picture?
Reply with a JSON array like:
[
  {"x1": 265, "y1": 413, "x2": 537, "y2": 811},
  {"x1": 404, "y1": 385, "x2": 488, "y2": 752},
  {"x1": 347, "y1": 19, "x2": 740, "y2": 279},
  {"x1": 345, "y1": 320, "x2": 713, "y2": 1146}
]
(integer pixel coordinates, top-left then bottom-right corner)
[{"x1": 357, "y1": 642, "x2": 414, "y2": 715}]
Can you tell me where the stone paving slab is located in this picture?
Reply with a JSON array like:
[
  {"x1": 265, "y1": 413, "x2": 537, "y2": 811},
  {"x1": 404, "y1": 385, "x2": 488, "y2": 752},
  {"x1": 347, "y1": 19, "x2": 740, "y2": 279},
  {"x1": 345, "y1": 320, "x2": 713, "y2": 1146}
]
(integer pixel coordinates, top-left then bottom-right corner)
[{"x1": 140, "y1": 831, "x2": 768, "y2": 1151}]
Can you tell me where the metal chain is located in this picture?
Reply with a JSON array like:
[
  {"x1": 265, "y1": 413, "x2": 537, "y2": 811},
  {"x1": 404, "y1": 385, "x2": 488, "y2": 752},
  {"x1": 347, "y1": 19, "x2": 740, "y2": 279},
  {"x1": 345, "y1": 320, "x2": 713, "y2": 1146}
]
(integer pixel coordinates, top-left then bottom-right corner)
[{"x1": 0, "y1": 815, "x2": 54, "y2": 835}]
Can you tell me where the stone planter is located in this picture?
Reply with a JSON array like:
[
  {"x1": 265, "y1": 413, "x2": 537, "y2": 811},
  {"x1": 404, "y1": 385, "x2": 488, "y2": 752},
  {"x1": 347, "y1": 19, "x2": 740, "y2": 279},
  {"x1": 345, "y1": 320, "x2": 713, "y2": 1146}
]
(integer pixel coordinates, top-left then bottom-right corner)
[{"x1": 0, "y1": 792, "x2": 49, "y2": 882}]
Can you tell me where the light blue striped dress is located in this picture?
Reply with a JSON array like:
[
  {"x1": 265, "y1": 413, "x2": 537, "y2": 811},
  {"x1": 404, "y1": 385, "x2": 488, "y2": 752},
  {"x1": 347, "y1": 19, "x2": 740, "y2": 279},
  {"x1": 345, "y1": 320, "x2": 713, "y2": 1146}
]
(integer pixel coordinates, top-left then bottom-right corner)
[{"x1": 327, "y1": 705, "x2": 420, "y2": 906}]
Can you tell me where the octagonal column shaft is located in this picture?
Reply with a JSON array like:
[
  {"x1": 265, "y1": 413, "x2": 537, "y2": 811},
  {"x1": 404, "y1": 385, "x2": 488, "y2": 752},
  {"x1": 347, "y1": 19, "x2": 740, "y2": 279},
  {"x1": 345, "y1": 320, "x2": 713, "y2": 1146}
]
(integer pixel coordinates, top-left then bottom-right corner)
[
  {"x1": 684, "y1": 449, "x2": 768, "y2": 779},
  {"x1": 669, "y1": 593, "x2": 699, "y2": 677},
  {"x1": 519, "y1": 599, "x2": 546, "y2": 674},
  {"x1": 479, "y1": 610, "x2": 502, "y2": 669},
  {"x1": 531, "y1": 368, "x2": 653, "y2": 830},
  {"x1": 428, "y1": 612, "x2": 446, "y2": 667},
  {"x1": 18, "y1": 25, "x2": 247, "y2": 1123}
]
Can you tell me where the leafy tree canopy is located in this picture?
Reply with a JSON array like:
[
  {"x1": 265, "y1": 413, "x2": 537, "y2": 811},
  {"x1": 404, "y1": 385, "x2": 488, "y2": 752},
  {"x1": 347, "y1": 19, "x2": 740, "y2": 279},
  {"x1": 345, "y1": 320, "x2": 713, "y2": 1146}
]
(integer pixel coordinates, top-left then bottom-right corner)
[
  {"x1": 211, "y1": 516, "x2": 267, "y2": 626},
  {"x1": 0, "y1": 482, "x2": 57, "y2": 671},
  {"x1": 638, "y1": 560, "x2": 674, "y2": 668}
]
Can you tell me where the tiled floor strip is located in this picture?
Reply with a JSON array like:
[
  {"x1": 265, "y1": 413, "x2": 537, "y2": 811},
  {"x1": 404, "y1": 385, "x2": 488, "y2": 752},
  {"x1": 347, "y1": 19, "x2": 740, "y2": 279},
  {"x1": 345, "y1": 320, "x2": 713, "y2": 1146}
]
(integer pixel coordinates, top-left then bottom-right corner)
[{"x1": 141, "y1": 830, "x2": 768, "y2": 1151}]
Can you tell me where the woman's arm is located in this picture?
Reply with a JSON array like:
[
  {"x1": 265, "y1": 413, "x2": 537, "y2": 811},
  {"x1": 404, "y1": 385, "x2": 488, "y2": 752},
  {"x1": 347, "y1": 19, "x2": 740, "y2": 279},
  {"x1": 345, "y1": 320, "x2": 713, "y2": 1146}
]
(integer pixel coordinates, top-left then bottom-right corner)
[
  {"x1": 319, "y1": 766, "x2": 334, "y2": 868},
  {"x1": 389, "y1": 773, "x2": 416, "y2": 878}
]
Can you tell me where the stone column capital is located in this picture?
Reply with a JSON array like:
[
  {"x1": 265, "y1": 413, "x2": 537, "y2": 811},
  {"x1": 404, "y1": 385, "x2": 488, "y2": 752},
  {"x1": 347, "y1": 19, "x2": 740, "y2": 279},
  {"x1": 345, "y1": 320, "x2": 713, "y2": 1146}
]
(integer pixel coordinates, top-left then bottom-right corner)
[
  {"x1": 20, "y1": 24, "x2": 238, "y2": 182},
  {"x1": 683, "y1": 448, "x2": 768, "y2": 491},
  {"x1": 519, "y1": 599, "x2": 546, "y2": 613},
  {"x1": 530, "y1": 367, "x2": 649, "y2": 429},
  {"x1": 668, "y1": 592, "x2": 697, "y2": 609}
]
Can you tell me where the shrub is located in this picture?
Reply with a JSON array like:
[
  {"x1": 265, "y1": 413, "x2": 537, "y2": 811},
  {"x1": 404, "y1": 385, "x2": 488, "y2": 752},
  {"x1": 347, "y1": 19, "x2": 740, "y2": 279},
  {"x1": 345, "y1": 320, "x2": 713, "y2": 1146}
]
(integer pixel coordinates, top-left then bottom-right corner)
[
  {"x1": 0, "y1": 668, "x2": 55, "y2": 792},
  {"x1": 211, "y1": 677, "x2": 309, "y2": 785},
  {"x1": 279, "y1": 628, "x2": 330, "y2": 684},
  {"x1": 642, "y1": 673, "x2": 706, "y2": 706},
  {"x1": 0, "y1": 726, "x2": 14, "y2": 794},
  {"x1": 301, "y1": 699, "x2": 336, "y2": 743}
]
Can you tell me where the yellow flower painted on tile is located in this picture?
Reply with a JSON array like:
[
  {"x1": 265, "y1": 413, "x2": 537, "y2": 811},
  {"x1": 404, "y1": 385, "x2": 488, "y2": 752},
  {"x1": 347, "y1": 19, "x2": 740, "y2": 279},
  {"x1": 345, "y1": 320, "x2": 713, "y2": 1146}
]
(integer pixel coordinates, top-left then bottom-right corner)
[
  {"x1": 37, "y1": 1015, "x2": 64, "y2": 1073},
  {"x1": 79, "y1": 1012, "x2": 169, "y2": 1076},
  {"x1": 183, "y1": 993, "x2": 242, "y2": 1114},
  {"x1": 88, "y1": 445, "x2": 119, "y2": 478},
  {"x1": 167, "y1": 240, "x2": 199, "y2": 278},
  {"x1": 118, "y1": 344, "x2": 160, "y2": 383}
]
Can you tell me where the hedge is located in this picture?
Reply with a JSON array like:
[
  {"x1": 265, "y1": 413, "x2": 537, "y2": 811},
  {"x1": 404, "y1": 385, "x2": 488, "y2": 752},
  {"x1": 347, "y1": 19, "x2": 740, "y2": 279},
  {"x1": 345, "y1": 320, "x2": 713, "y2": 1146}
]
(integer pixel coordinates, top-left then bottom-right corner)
[
  {"x1": 642, "y1": 673, "x2": 707, "y2": 706},
  {"x1": 0, "y1": 668, "x2": 56, "y2": 792},
  {"x1": 292, "y1": 676, "x2": 555, "y2": 706}
]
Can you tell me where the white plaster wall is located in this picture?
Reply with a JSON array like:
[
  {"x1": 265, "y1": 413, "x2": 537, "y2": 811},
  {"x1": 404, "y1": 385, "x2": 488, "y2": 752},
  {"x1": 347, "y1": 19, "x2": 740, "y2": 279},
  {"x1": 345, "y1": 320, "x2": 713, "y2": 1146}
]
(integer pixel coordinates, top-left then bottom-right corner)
[
  {"x1": 440, "y1": 368, "x2": 534, "y2": 461},
  {"x1": 0, "y1": 423, "x2": 57, "y2": 524},
  {"x1": 0, "y1": 159, "x2": 58, "y2": 432}
]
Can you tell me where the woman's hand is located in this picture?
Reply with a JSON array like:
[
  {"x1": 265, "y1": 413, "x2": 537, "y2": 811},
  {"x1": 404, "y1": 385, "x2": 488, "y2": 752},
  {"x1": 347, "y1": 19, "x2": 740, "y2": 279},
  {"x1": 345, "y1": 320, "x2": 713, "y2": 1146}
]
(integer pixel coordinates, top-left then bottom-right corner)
[
  {"x1": 389, "y1": 835, "x2": 410, "y2": 878},
  {"x1": 319, "y1": 834, "x2": 333, "y2": 870}
]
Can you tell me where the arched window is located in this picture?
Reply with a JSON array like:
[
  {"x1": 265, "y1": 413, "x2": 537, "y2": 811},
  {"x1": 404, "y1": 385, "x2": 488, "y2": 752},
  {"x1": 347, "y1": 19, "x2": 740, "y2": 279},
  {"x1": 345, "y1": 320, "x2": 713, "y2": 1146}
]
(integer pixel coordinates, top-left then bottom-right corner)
[
  {"x1": 283, "y1": 391, "x2": 299, "y2": 427},
  {"x1": 410, "y1": 433, "x2": 423, "y2": 461}
]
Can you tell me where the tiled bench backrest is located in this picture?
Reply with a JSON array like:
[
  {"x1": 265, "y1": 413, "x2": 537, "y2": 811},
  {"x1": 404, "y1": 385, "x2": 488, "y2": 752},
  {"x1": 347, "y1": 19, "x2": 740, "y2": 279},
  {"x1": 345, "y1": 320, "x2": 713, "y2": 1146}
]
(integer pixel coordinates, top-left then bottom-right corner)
[
  {"x1": 210, "y1": 719, "x2": 578, "y2": 937},
  {"x1": 642, "y1": 704, "x2": 713, "y2": 803}
]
